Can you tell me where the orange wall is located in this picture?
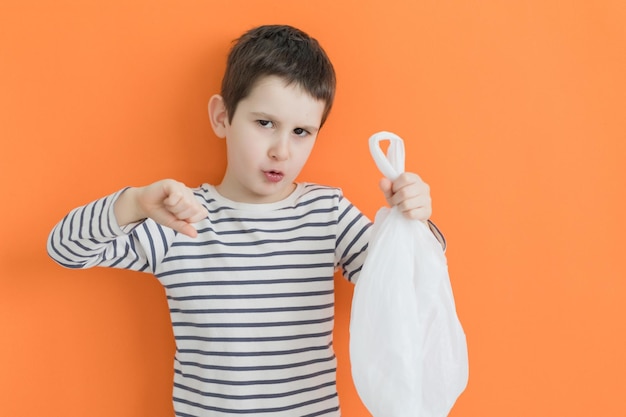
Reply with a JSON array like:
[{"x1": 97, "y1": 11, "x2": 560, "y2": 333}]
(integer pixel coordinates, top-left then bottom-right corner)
[{"x1": 2, "y1": 1, "x2": 625, "y2": 416}]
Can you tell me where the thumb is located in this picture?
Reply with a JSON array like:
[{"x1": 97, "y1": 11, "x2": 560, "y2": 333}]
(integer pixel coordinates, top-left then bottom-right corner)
[
  {"x1": 379, "y1": 177, "x2": 393, "y2": 201},
  {"x1": 167, "y1": 218, "x2": 199, "y2": 238},
  {"x1": 175, "y1": 222, "x2": 199, "y2": 239},
  {"x1": 152, "y1": 210, "x2": 199, "y2": 239}
]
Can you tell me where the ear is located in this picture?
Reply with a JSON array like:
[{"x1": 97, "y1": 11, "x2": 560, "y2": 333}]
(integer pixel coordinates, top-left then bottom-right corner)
[{"x1": 208, "y1": 94, "x2": 229, "y2": 138}]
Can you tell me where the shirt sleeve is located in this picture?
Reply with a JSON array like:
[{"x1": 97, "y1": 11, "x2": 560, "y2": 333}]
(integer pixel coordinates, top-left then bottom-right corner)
[
  {"x1": 427, "y1": 219, "x2": 447, "y2": 252},
  {"x1": 46, "y1": 188, "x2": 175, "y2": 273},
  {"x1": 333, "y1": 194, "x2": 373, "y2": 283}
]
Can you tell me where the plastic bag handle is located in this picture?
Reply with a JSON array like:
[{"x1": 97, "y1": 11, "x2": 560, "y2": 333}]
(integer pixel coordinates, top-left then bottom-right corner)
[{"x1": 369, "y1": 131, "x2": 405, "y2": 181}]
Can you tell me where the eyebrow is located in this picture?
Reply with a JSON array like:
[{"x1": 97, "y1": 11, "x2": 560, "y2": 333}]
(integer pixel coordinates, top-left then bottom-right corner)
[{"x1": 251, "y1": 112, "x2": 320, "y2": 133}]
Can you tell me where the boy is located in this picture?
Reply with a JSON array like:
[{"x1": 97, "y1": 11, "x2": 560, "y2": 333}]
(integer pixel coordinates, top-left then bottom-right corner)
[{"x1": 48, "y1": 25, "x2": 442, "y2": 416}]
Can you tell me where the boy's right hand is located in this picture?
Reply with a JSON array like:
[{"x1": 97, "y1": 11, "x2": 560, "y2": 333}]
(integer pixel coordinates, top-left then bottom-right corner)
[{"x1": 114, "y1": 179, "x2": 207, "y2": 238}]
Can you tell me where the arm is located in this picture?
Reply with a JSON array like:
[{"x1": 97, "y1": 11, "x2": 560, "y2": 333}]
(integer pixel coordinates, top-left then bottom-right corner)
[
  {"x1": 47, "y1": 179, "x2": 208, "y2": 270},
  {"x1": 46, "y1": 188, "x2": 149, "y2": 270}
]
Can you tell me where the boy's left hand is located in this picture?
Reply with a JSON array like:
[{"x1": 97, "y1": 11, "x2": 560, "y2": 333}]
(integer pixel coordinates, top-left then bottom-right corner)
[{"x1": 379, "y1": 172, "x2": 432, "y2": 221}]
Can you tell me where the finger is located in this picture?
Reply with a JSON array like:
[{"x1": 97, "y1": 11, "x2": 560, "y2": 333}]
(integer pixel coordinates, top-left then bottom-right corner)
[
  {"x1": 389, "y1": 177, "x2": 430, "y2": 206},
  {"x1": 166, "y1": 216, "x2": 199, "y2": 238},
  {"x1": 394, "y1": 193, "x2": 432, "y2": 220},
  {"x1": 160, "y1": 185, "x2": 206, "y2": 234},
  {"x1": 164, "y1": 194, "x2": 206, "y2": 219},
  {"x1": 391, "y1": 172, "x2": 424, "y2": 193},
  {"x1": 150, "y1": 209, "x2": 199, "y2": 238},
  {"x1": 388, "y1": 183, "x2": 430, "y2": 208},
  {"x1": 396, "y1": 193, "x2": 431, "y2": 211},
  {"x1": 163, "y1": 191, "x2": 184, "y2": 208},
  {"x1": 171, "y1": 221, "x2": 199, "y2": 238},
  {"x1": 400, "y1": 206, "x2": 432, "y2": 222},
  {"x1": 186, "y1": 207, "x2": 209, "y2": 223},
  {"x1": 378, "y1": 177, "x2": 393, "y2": 200},
  {"x1": 174, "y1": 205, "x2": 207, "y2": 223}
]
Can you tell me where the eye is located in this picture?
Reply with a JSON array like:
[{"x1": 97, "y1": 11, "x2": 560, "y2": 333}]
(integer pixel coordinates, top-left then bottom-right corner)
[
  {"x1": 257, "y1": 120, "x2": 274, "y2": 128},
  {"x1": 293, "y1": 127, "x2": 310, "y2": 137}
]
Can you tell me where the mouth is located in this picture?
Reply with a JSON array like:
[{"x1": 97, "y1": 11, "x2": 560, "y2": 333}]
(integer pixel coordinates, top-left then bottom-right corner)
[{"x1": 263, "y1": 170, "x2": 284, "y2": 183}]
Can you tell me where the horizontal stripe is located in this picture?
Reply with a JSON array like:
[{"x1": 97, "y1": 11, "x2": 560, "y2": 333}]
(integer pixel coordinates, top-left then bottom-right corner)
[
  {"x1": 174, "y1": 355, "x2": 335, "y2": 372},
  {"x1": 163, "y1": 248, "x2": 334, "y2": 262},
  {"x1": 302, "y1": 407, "x2": 341, "y2": 417},
  {"x1": 158, "y1": 262, "x2": 334, "y2": 278},
  {"x1": 203, "y1": 215, "x2": 337, "y2": 227},
  {"x1": 173, "y1": 392, "x2": 338, "y2": 415},
  {"x1": 166, "y1": 289, "x2": 334, "y2": 301},
  {"x1": 174, "y1": 330, "x2": 332, "y2": 344},
  {"x1": 170, "y1": 302, "x2": 334, "y2": 315},
  {"x1": 173, "y1": 380, "x2": 336, "y2": 401},
  {"x1": 172, "y1": 315, "x2": 334, "y2": 328},
  {"x1": 173, "y1": 367, "x2": 336, "y2": 386},
  {"x1": 165, "y1": 276, "x2": 331, "y2": 287},
  {"x1": 170, "y1": 234, "x2": 335, "y2": 248}
]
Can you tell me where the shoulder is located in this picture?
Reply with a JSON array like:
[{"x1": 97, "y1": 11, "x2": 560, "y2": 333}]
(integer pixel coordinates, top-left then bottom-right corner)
[
  {"x1": 296, "y1": 183, "x2": 367, "y2": 221},
  {"x1": 294, "y1": 183, "x2": 344, "y2": 207},
  {"x1": 191, "y1": 183, "x2": 218, "y2": 202},
  {"x1": 189, "y1": 184, "x2": 232, "y2": 213},
  {"x1": 298, "y1": 182, "x2": 343, "y2": 197}
]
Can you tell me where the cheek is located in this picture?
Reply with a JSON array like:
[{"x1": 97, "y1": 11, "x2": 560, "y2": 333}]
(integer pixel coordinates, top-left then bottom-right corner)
[
  {"x1": 233, "y1": 143, "x2": 259, "y2": 167},
  {"x1": 293, "y1": 141, "x2": 315, "y2": 164},
  {"x1": 302, "y1": 138, "x2": 317, "y2": 155},
  {"x1": 228, "y1": 129, "x2": 263, "y2": 162}
]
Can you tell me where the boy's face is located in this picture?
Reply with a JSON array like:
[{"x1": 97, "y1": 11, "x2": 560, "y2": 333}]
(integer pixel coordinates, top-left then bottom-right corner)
[{"x1": 215, "y1": 75, "x2": 325, "y2": 204}]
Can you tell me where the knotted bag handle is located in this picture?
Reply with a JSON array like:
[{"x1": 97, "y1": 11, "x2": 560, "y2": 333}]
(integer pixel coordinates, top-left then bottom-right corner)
[{"x1": 368, "y1": 131, "x2": 405, "y2": 181}]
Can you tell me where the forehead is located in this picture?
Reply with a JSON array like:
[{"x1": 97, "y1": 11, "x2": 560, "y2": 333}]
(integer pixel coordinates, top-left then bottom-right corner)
[{"x1": 241, "y1": 75, "x2": 326, "y2": 126}]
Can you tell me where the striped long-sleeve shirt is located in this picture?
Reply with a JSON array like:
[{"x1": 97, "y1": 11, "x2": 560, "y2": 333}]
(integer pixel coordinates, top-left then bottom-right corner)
[{"x1": 47, "y1": 182, "x2": 374, "y2": 416}]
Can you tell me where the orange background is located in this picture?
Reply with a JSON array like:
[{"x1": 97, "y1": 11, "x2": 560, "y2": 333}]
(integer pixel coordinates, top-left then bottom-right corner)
[{"x1": 1, "y1": 1, "x2": 625, "y2": 416}]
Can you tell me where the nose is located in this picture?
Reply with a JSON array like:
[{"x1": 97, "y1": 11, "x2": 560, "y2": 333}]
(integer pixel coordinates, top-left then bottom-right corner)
[{"x1": 269, "y1": 133, "x2": 289, "y2": 161}]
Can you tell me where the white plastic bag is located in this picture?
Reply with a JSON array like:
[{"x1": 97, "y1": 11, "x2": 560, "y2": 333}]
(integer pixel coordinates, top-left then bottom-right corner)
[{"x1": 349, "y1": 131, "x2": 468, "y2": 417}]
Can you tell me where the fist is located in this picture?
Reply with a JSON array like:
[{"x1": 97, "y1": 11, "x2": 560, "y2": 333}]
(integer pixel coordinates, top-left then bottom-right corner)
[
  {"x1": 379, "y1": 172, "x2": 432, "y2": 221},
  {"x1": 116, "y1": 179, "x2": 208, "y2": 238}
]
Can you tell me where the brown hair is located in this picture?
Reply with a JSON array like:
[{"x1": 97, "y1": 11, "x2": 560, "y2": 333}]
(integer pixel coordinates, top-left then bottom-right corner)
[{"x1": 221, "y1": 25, "x2": 336, "y2": 126}]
